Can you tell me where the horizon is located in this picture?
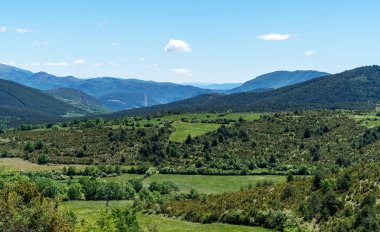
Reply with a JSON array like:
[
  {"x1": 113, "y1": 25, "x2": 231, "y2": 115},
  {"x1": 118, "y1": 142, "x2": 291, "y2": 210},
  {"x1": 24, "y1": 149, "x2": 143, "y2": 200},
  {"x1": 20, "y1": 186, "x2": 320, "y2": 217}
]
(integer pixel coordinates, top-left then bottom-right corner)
[
  {"x1": 0, "y1": 61, "x2": 340, "y2": 85},
  {"x1": 1, "y1": 1, "x2": 380, "y2": 83}
]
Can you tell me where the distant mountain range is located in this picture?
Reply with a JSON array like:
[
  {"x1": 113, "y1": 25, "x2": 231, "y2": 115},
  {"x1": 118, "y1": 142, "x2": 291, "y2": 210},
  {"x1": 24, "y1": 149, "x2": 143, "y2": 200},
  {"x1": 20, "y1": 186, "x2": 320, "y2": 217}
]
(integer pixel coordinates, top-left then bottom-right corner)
[
  {"x1": 111, "y1": 66, "x2": 380, "y2": 117},
  {"x1": 0, "y1": 79, "x2": 84, "y2": 128},
  {"x1": 228, "y1": 70, "x2": 329, "y2": 93},
  {"x1": 0, "y1": 64, "x2": 332, "y2": 112},
  {"x1": 183, "y1": 82, "x2": 242, "y2": 90},
  {"x1": 0, "y1": 64, "x2": 214, "y2": 111}
]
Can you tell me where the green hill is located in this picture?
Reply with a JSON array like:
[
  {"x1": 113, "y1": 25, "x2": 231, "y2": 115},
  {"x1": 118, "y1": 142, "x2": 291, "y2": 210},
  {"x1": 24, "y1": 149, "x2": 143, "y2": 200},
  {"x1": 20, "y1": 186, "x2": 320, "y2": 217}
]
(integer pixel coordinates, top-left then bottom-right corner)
[
  {"x1": 44, "y1": 88, "x2": 112, "y2": 115},
  {"x1": 0, "y1": 79, "x2": 85, "y2": 128}
]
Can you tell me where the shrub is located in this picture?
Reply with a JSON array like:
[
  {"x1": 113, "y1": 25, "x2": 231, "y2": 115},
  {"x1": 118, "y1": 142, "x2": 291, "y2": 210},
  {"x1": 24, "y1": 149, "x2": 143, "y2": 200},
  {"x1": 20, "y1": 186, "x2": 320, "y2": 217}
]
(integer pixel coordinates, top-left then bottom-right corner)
[
  {"x1": 67, "y1": 183, "x2": 82, "y2": 200},
  {"x1": 37, "y1": 153, "x2": 50, "y2": 164},
  {"x1": 33, "y1": 177, "x2": 61, "y2": 198}
]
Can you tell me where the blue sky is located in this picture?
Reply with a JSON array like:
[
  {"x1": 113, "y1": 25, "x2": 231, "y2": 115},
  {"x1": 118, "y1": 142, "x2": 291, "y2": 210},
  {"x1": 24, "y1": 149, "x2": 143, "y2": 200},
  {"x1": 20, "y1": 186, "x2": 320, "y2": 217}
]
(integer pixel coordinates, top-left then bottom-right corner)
[{"x1": 0, "y1": 0, "x2": 379, "y2": 83}]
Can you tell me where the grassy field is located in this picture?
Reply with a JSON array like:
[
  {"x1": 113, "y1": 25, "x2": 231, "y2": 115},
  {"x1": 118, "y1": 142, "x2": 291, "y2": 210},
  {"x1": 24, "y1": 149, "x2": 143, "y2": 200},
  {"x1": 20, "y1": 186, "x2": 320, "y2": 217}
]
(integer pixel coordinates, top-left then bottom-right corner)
[
  {"x1": 107, "y1": 174, "x2": 286, "y2": 194},
  {"x1": 135, "y1": 113, "x2": 261, "y2": 128},
  {"x1": 61, "y1": 200, "x2": 273, "y2": 232},
  {"x1": 351, "y1": 112, "x2": 380, "y2": 128},
  {"x1": 156, "y1": 113, "x2": 261, "y2": 122},
  {"x1": 0, "y1": 158, "x2": 85, "y2": 172},
  {"x1": 169, "y1": 122, "x2": 221, "y2": 142}
]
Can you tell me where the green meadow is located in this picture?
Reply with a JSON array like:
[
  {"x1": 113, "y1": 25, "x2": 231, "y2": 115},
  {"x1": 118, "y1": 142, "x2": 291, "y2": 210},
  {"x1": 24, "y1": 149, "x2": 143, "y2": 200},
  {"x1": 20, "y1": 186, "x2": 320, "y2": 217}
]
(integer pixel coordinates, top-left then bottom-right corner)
[
  {"x1": 61, "y1": 200, "x2": 273, "y2": 232},
  {"x1": 107, "y1": 173, "x2": 286, "y2": 194}
]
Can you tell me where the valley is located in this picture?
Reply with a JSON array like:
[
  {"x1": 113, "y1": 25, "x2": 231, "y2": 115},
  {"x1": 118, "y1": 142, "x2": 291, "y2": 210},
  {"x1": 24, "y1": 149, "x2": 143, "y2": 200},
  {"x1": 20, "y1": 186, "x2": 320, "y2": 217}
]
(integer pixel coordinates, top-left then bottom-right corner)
[{"x1": 1, "y1": 1, "x2": 380, "y2": 230}]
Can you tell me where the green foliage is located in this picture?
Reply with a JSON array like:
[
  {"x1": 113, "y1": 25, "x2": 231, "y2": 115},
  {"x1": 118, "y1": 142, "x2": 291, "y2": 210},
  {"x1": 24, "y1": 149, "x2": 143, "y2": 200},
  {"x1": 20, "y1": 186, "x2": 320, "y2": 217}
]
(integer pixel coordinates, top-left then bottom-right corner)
[
  {"x1": 37, "y1": 153, "x2": 50, "y2": 164},
  {"x1": 67, "y1": 183, "x2": 82, "y2": 200},
  {"x1": 32, "y1": 176, "x2": 61, "y2": 198},
  {"x1": 0, "y1": 177, "x2": 75, "y2": 231},
  {"x1": 79, "y1": 177, "x2": 135, "y2": 200}
]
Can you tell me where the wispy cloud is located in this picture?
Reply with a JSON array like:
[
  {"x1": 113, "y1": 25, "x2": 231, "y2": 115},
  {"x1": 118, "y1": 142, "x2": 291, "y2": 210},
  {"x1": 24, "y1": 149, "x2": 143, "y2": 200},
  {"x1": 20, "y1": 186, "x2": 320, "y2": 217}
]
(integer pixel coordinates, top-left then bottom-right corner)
[
  {"x1": 111, "y1": 42, "x2": 120, "y2": 46},
  {"x1": 257, "y1": 33, "x2": 295, "y2": 41},
  {"x1": 0, "y1": 26, "x2": 7, "y2": 33},
  {"x1": 92, "y1": 62, "x2": 103, "y2": 68},
  {"x1": 108, "y1": 62, "x2": 122, "y2": 67},
  {"x1": 172, "y1": 68, "x2": 192, "y2": 77},
  {"x1": 15, "y1": 28, "x2": 33, "y2": 34},
  {"x1": 304, "y1": 50, "x2": 315, "y2": 56},
  {"x1": 34, "y1": 41, "x2": 49, "y2": 46},
  {"x1": 98, "y1": 21, "x2": 107, "y2": 27},
  {"x1": 43, "y1": 62, "x2": 71, "y2": 67},
  {"x1": 72, "y1": 59, "x2": 86, "y2": 65},
  {"x1": 24, "y1": 62, "x2": 41, "y2": 66},
  {"x1": 165, "y1": 39, "x2": 192, "y2": 53}
]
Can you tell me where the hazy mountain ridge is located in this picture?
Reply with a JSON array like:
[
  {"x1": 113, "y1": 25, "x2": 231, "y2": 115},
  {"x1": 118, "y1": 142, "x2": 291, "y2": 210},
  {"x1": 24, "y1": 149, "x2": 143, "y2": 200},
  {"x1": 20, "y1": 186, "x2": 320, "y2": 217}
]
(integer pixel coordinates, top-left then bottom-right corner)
[
  {"x1": 111, "y1": 66, "x2": 380, "y2": 117},
  {"x1": 228, "y1": 70, "x2": 329, "y2": 93},
  {"x1": 0, "y1": 64, "x2": 214, "y2": 111}
]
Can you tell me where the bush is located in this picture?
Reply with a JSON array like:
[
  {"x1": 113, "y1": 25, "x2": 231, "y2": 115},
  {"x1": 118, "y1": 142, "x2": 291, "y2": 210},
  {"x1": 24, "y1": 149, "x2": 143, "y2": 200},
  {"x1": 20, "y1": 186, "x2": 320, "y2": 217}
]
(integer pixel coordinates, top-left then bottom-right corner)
[
  {"x1": 67, "y1": 183, "x2": 82, "y2": 200},
  {"x1": 37, "y1": 153, "x2": 50, "y2": 164},
  {"x1": 34, "y1": 140, "x2": 44, "y2": 150},
  {"x1": 33, "y1": 177, "x2": 61, "y2": 198},
  {"x1": 128, "y1": 178, "x2": 143, "y2": 192}
]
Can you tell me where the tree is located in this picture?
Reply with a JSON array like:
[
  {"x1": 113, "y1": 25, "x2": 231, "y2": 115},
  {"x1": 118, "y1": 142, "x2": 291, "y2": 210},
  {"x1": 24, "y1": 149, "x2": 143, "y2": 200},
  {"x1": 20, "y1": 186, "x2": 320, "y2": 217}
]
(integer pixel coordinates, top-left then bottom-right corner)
[
  {"x1": 67, "y1": 166, "x2": 77, "y2": 176},
  {"x1": 128, "y1": 179, "x2": 143, "y2": 192},
  {"x1": 38, "y1": 153, "x2": 50, "y2": 164},
  {"x1": 67, "y1": 183, "x2": 82, "y2": 200},
  {"x1": 185, "y1": 134, "x2": 193, "y2": 144},
  {"x1": 34, "y1": 140, "x2": 44, "y2": 150},
  {"x1": 24, "y1": 142, "x2": 34, "y2": 153},
  {"x1": 303, "y1": 128, "x2": 311, "y2": 138},
  {"x1": 32, "y1": 177, "x2": 61, "y2": 198},
  {"x1": 0, "y1": 178, "x2": 74, "y2": 231}
]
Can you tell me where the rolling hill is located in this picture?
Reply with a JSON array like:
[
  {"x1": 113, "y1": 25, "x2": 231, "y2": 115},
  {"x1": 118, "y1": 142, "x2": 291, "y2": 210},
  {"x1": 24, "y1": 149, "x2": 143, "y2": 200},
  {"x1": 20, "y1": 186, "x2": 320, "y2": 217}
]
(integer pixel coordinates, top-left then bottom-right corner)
[
  {"x1": 44, "y1": 88, "x2": 112, "y2": 115},
  {"x1": 0, "y1": 79, "x2": 85, "y2": 128},
  {"x1": 228, "y1": 70, "x2": 329, "y2": 93},
  {"x1": 111, "y1": 65, "x2": 380, "y2": 117},
  {"x1": 0, "y1": 63, "x2": 213, "y2": 111}
]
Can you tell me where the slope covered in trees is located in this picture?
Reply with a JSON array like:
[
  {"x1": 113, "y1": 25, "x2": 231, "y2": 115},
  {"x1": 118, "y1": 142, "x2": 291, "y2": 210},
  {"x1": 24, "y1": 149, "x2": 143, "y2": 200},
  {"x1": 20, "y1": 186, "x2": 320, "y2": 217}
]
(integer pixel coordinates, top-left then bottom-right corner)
[
  {"x1": 44, "y1": 88, "x2": 112, "y2": 115},
  {"x1": 0, "y1": 79, "x2": 85, "y2": 128}
]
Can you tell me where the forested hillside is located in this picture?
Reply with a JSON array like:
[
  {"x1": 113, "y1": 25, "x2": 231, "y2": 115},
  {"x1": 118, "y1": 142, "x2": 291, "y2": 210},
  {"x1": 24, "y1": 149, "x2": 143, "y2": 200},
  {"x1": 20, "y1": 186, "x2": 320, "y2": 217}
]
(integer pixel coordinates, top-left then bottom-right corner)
[{"x1": 0, "y1": 79, "x2": 85, "y2": 128}]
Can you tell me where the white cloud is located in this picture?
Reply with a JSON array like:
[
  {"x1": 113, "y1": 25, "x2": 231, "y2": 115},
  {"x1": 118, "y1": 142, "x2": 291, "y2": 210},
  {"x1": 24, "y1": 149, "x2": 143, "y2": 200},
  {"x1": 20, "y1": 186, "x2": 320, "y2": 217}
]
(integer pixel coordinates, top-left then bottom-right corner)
[
  {"x1": 98, "y1": 21, "x2": 107, "y2": 27},
  {"x1": 140, "y1": 58, "x2": 145, "y2": 62},
  {"x1": 304, "y1": 50, "x2": 315, "y2": 56},
  {"x1": 15, "y1": 28, "x2": 33, "y2": 34},
  {"x1": 257, "y1": 33, "x2": 294, "y2": 41},
  {"x1": 92, "y1": 62, "x2": 103, "y2": 68},
  {"x1": 172, "y1": 68, "x2": 192, "y2": 77},
  {"x1": 165, "y1": 39, "x2": 192, "y2": 53},
  {"x1": 24, "y1": 62, "x2": 41, "y2": 66},
  {"x1": 34, "y1": 41, "x2": 49, "y2": 46},
  {"x1": 111, "y1": 42, "x2": 120, "y2": 46},
  {"x1": 72, "y1": 59, "x2": 86, "y2": 65},
  {"x1": 108, "y1": 62, "x2": 121, "y2": 67},
  {"x1": 43, "y1": 62, "x2": 71, "y2": 67},
  {"x1": 0, "y1": 26, "x2": 7, "y2": 33}
]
